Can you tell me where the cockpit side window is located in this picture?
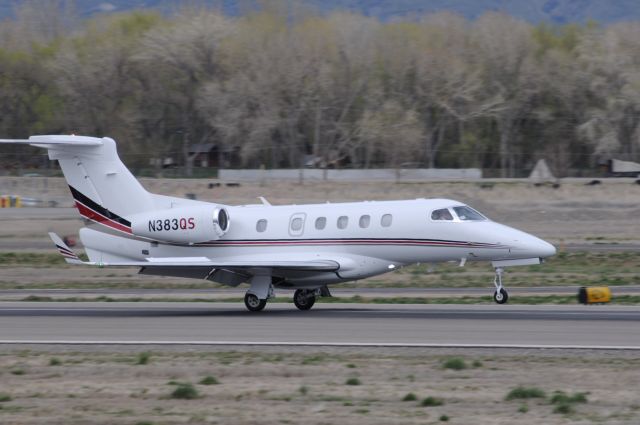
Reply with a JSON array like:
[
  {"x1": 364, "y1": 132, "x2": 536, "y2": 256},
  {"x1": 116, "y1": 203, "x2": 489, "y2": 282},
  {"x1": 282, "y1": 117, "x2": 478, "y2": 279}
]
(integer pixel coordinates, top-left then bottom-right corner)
[
  {"x1": 453, "y1": 206, "x2": 487, "y2": 221},
  {"x1": 431, "y1": 208, "x2": 453, "y2": 221}
]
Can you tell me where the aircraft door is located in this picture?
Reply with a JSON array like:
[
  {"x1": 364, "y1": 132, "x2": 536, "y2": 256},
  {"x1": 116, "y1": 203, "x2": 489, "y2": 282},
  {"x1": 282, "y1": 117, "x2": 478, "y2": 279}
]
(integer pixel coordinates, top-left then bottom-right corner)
[{"x1": 289, "y1": 213, "x2": 306, "y2": 237}]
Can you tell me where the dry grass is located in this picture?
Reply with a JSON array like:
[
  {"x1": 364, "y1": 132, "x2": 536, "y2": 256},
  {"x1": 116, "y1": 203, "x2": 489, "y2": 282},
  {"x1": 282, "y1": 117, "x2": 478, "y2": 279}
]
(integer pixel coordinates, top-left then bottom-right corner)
[{"x1": 0, "y1": 348, "x2": 638, "y2": 424}]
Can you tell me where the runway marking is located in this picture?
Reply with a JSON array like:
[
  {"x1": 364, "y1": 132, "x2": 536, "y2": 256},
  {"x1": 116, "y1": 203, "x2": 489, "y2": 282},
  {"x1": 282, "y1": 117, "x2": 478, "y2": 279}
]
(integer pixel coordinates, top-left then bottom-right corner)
[{"x1": 0, "y1": 340, "x2": 638, "y2": 350}]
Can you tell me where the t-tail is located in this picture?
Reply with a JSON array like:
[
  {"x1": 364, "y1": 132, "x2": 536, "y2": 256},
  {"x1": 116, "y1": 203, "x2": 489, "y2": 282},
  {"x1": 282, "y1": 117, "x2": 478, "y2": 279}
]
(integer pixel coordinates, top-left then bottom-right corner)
[
  {"x1": 0, "y1": 135, "x2": 154, "y2": 224},
  {"x1": 0, "y1": 135, "x2": 210, "y2": 263}
]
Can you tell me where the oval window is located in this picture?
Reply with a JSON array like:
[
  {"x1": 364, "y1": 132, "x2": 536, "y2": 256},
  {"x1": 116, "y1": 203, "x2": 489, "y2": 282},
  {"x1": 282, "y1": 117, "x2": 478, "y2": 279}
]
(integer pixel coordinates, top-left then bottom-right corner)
[
  {"x1": 291, "y1": 217, "x2": 303, "y2": 231},
  {"x1": 256, "y1": 219, "x2": 267, "y2": 232},
  {"x1": 359, "y1": 215, "x2": 370, "y2": 228},
  {"x1": 381, "y1": 214, "x2": 392, "y2": 227},
  {"x1": 337, "y1": 216, "x2": 349, "y2": 229},
  {"x1": 315, "y1": 217, "x2": 327, "y2": 230}
]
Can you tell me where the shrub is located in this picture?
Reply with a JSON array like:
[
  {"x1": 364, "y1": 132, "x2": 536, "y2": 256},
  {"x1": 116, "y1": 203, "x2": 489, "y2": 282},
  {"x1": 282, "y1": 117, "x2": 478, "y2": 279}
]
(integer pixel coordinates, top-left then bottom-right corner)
[
  {"x1": 136, "y1": 352, "x2": 150, "y2": 365},
  {"x1": 505, "y1": 386, "x2": 546, "y2": 400},
  {"x1": 345, "y1": 378, "x2": 361, "y2": 386},
  {"x1": 518, "y1": 404, "x2": 529, "y2": 413},
  {"x1": 0, "y1": 394, "x2": 11, "y2": 402},
  {"x1": 550, "y1": 391, "x2": 588, "y2": 404},
  {"x1": 49, "y1": 358, "x2": 61, "y2": 366},
  {"x1": 198, "y1": 376, "x2": 219, "y2": 385},
  {"x1": 421, "y1": 396, "x2": 444, "y2": 407},
  {"x1": 553, "y1": 403, "x2": 574, "y2": 414},
  {"x1": 402, "y1": 393, "x2": 417, "y2": 402},
  {"x1": 298, "y1": 386, "x2": 308, "y2": 395},
  {"x1": 442, "y1": 357, "x2": 467, "y2": 370},
  {"x1": 10, "y1": 369, "x2": 25, "y2": 376},
  {"x1": 170, "y1": 383, "x2": 199, "y2": 400},
  {"x1": 439, "y1": 415, "x2": 449, "y2": 421}
]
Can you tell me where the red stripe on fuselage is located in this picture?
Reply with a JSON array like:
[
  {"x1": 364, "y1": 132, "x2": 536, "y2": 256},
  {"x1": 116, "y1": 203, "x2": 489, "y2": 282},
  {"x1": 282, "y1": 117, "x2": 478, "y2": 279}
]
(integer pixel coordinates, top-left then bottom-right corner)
[
  {"x1": 195, "y1": 239, "x2": 503, "y2": 248},
  {"x1": 75, "y1": 201, "x2": 132, "y2": 234}
]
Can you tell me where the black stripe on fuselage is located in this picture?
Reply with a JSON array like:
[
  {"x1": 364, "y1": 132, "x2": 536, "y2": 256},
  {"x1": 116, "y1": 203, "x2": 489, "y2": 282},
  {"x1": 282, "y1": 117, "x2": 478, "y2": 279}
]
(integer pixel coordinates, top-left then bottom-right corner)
[{"x1": 68, "y1": 185, "x2": 131, "y2": 227}]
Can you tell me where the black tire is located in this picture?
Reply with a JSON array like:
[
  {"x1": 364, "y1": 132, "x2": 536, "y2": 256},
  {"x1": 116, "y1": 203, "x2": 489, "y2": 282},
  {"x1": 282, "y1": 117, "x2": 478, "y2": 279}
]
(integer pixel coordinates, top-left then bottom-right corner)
[
  {"x1": 244, "y1": 293, "x2": 267, "y2": 312},
  {"x1": 293, "y1": 289, "x2": 316, "y2": 311},
  {"x1": 493, "y1": 288, "x2": 509, "y2": 304}
]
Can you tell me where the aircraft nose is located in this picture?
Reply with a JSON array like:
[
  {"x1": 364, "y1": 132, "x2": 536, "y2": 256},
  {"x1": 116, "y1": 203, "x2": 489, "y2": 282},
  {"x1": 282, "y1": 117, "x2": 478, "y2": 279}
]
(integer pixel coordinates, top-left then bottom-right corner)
[
  {"x1": 534, "y1": 239, "x2": 556, "y2": 258},
  {"x1": 511, "y1": 236, "x2": 556, "y2": 259}
]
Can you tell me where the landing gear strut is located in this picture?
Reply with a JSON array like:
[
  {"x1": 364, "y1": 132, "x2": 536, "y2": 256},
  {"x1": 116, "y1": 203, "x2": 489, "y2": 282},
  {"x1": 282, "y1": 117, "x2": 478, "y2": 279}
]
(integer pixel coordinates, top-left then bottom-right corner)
[
  {"x1": 493, "y1": 267, "x2": 509, "y2": 304},
  {"x1": 293, "y1": 289, "x2": 316, "y2": 311}
]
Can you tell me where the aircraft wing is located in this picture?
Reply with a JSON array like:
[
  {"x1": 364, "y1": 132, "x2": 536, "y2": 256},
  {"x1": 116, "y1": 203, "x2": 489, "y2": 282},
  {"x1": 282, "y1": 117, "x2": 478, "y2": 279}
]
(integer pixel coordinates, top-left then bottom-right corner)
[
  {"x1": 48, "y1": 233, "x2": 339, "y2": 271},
  {"x1": 97, "y1": 259, "x2": 339, "y2": 271}
]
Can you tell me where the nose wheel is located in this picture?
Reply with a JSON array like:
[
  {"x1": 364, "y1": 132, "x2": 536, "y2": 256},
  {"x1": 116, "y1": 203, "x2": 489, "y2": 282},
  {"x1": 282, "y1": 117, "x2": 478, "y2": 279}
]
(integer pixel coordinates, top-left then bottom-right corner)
[{"x1": 493, "y1": 267, "x2": 509, "y2": 304}]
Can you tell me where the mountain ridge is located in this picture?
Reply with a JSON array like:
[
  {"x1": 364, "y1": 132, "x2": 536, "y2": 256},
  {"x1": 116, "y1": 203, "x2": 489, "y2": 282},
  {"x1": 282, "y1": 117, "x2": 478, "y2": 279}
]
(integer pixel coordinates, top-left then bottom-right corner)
[{"x1": 2, "y1": 0, "x2": 639, "y2": 24}]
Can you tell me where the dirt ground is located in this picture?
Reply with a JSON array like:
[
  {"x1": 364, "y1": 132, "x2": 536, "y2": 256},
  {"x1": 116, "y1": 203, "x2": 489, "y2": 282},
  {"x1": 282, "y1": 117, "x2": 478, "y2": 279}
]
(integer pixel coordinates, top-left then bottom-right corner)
[{"x1": 0, "y1": 347, "x2": 637, "y2": 425}]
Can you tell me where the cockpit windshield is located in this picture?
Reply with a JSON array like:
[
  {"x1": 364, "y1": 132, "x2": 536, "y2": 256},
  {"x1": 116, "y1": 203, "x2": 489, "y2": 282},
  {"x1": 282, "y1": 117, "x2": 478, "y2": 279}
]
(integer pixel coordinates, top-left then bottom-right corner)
[
  {"x1": 431, "y1": 208, "x2": 454, "y2": 221},
  {"x1": 453, "y1": 206, "x2": 487, "y2": 221}
]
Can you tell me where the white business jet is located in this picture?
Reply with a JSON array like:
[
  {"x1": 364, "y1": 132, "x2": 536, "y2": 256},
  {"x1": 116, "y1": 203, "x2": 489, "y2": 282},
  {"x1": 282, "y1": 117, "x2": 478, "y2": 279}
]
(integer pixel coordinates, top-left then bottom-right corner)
[{"x1": 0, "y1": 135, "x2": 556, "y2": 311}]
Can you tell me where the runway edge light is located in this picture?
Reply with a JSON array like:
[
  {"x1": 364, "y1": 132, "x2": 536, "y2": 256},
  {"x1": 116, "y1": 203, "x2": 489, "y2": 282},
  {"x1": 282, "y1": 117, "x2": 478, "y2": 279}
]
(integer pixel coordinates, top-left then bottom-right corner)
[{"x1": 578, "y1": 286, "x2": 611, "y2": 305}]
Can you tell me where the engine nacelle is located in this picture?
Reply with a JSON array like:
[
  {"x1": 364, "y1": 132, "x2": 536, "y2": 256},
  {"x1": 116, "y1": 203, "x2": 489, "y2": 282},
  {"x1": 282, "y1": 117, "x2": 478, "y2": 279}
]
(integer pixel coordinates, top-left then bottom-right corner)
[{"x1": 129, "y1": 205, "x2": 230, "y2": 244}]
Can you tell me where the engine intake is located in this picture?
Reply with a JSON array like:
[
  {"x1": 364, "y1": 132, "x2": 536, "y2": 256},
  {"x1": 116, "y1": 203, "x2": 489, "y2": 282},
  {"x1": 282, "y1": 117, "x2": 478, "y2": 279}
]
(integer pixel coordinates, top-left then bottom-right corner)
[{"x1": 129, "y1": 205, "x2": 230, "y2": 244}]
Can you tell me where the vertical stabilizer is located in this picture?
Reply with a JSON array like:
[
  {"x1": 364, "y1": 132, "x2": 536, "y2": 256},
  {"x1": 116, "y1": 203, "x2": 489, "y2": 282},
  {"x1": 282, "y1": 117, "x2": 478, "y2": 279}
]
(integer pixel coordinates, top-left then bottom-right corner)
[
  {"x1": 1, "y1": 135, "x2": 154, "y2": 231},
  {"x1": 45, "y1": 137, "x2": 154, "y2": 229}
]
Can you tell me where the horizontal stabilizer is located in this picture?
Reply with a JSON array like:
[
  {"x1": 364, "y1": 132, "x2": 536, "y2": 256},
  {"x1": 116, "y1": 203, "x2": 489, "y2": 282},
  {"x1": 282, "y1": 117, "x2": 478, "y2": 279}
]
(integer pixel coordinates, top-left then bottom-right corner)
[
  {"x1": 0, "y1": 135, "x2": 103, "y2": 147},
  {"x1": 48, "y1": 233, "x2": 85, "y2": 264}
]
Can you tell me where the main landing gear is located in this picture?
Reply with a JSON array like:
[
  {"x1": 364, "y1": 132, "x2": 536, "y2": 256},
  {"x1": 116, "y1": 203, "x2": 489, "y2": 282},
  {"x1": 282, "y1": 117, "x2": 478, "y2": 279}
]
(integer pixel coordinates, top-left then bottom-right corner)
[
  {"x1": 243, "y1": 284, "x2": 332, "y2": 312},
  {"x1": 244, "y1": 292, "x2": 268, "y2": 312},
  {"x1": 493, "y1": 267, "x2": 509, "y2": 304},
  {"x1": 293, "y1": 289, "x2": 316, "y2": 310}
]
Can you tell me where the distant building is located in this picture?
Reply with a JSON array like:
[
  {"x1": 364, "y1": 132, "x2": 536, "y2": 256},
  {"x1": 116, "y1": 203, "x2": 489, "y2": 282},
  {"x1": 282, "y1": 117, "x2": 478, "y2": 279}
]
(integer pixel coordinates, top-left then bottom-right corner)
[{"x1": 188, "y1": 144, "x2": 240, "y2": 168}]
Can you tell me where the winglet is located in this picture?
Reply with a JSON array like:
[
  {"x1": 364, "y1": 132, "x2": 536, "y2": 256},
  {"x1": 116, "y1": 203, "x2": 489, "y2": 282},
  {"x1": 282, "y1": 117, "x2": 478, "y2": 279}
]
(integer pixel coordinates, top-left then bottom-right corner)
[{"x1": 48, "y1": 232, "x2": 84, "y2": 264}]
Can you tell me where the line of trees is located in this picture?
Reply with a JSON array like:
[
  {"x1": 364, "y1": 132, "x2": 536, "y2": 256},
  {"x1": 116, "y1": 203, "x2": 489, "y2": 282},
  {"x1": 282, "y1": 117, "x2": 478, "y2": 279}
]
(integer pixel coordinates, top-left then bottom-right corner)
[{"x1": 1, "y1": 2, "x2": 640, "y2": 176}]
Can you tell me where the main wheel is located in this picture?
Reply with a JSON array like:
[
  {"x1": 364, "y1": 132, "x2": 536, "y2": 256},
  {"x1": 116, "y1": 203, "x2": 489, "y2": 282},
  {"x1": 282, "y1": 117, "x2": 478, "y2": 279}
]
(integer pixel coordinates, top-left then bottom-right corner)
[
  {"x1": 493, "y1": 288, "x2": 509, "y2": 304},
  {"x1": 293, "y1": 289, "x2": 316, "y2": 311},
  {"x1": 244, "y1": 293, "x2": 267, "y2": 312}
]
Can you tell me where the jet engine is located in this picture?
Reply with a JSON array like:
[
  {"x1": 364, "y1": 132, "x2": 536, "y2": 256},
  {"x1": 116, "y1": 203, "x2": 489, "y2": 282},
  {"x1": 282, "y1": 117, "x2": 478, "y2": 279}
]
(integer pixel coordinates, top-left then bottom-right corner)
[{"x1": 129, "y1": 205, "x2": 230, "y2": 244}]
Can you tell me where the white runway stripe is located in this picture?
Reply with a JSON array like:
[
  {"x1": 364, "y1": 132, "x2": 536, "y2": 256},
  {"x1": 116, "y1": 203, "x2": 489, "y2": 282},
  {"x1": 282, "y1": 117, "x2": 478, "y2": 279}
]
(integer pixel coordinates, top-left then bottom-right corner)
[{"x1": 0, "y1": 340, "x2": 638, "y2": 350}]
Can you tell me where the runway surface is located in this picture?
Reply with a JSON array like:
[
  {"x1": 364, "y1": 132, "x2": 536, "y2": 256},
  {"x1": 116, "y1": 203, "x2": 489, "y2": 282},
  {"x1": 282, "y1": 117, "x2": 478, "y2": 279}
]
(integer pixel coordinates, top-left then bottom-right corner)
[
  {"x1": 1, "y1": 302, "x2": 639, "y2": 349},
  {"x1": 1, "y1": 286, "x2": 640, "y2": 301}
]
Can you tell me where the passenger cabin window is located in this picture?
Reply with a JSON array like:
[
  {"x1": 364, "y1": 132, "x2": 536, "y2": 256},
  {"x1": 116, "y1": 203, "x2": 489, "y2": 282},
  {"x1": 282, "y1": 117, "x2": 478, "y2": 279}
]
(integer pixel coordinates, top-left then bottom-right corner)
[
  {"x1": 453, "y1": 206, "x2": 486, "y2": 221},
  {"x1": 431, "y1": 208, "x2": 453, "y2": 221},
  {"x1": 381, "y1": 214, "x2": 392, "y2": 227},
  {"x1": 256, "y1": 219, "x2": 268, "y2": 232},
  {"x1": 315, "y1": 217, "x2": 327, "y2": 230},
  {"x1": 291, "y1": 217, "x2": 303, "y2": 231},
  {"x1": 337, "y1": 216, "x2": 349, "y2": 229},
  {"x1": 359, "y1": 215, "x2": 371, "y2": 228}
]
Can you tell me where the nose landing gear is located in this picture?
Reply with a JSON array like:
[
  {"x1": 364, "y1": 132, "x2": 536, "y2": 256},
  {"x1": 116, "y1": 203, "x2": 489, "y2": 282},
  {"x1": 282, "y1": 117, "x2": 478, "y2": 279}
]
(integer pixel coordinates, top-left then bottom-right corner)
[{"x1": 493, "y1": 267, "x2": 509, "y2": 304}]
